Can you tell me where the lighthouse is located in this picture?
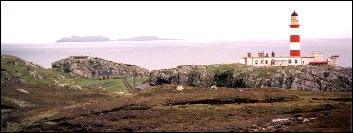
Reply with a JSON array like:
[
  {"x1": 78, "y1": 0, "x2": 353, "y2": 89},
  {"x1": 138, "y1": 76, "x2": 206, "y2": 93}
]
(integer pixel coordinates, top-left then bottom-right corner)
[
  {"x1": 289, "y1": 10, "x2": 300, "y2": 57},
  {"x1": 240, "y1": 10, "x2": 339, "y2": 67}
]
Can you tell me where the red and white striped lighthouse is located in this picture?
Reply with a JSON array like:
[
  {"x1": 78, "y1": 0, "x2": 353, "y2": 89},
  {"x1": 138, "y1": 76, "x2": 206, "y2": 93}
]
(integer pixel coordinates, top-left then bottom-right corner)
[{"x1": 289, "y1": 10, "x2": 300, "y2": 57}]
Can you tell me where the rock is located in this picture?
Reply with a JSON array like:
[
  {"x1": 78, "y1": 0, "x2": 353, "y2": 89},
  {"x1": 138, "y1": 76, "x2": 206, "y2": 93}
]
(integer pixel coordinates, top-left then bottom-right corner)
[
  {"x1": 135, "y1": 83, "x2": 151, "y2": 91},
  {"x1": 17, "y1": 88, "x2": 29, "y2": 94},
  {"x1": 71, "y1": 85, "x2": 82, "y2": 90},
  {"x1": 115, "y1": 91, "x2": 132, "y2": 95},
  {"x1": 58, "y1": 84, "x2": 68, "y2": 88},
  {"x1": 176, "y1": 85, "x2": 184, "y2": 91},
  {"x1": 148, "y1": 64, "x2": 352, "y2": 92},
  {"x1": 210, "y1": 85, "x2": 218, "y2": 90},
  {"x1": 52, "y1": 56, "x2": 149, "y2": 79},
  {"x1": 72, "y1": 69, "x2": 85, "y2": 77},
  {"x1": 115, "y1": 91, "x2": 125, "y2": 95},
  {"x1": 1, "y1": 70, "x2": 13, "y2": 81},
  {"x1": 272, "y1": 118, "x2": 289, "y2": 123},
  {"x1": 37, "y1": 74, "x2": 43, "y2": 80},
  {"x1": 303, "y1": 118, "x2": 310, "y2": 123},
  {"x1": 149, "y1": 65, "x2": 214, "y2": 87}
]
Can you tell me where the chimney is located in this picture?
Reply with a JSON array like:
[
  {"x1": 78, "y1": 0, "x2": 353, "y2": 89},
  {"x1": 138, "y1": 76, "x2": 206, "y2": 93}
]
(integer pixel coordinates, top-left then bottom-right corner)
[
  {"x1": 271, "y1": 51, "x2": 275, "y2": 57},
  {"x1": 247, "y1": 52, "x2": 251, "y2": 57}
]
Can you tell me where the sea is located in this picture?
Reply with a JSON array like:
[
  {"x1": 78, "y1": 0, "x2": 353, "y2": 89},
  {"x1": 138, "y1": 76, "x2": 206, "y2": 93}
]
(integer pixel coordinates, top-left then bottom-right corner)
[{"x1": 1, "y1": 38, "x2": 352, "y2": 71}]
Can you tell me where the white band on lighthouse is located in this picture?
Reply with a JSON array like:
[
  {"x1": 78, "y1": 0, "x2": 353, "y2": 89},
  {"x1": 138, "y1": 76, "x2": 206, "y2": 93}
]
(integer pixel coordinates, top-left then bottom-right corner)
[
  {"x1": 289, "y1": 28, "x2": 300, "y2": 35},
  {"x1": 290, "y1": 42, "x2": 301, "y2": 50}
]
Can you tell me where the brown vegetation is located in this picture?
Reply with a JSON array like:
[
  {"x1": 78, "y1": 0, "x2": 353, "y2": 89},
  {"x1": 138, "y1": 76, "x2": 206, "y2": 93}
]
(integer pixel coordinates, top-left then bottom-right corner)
[{"x1": 1, "y1": 83, "x2": 351, "y2": 132}]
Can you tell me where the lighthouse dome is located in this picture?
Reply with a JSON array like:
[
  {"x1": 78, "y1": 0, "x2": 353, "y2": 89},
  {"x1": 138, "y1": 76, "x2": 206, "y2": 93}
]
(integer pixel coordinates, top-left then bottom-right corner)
[{"x1": 291, "y1": 10, "x2": 298, "y2": 16}]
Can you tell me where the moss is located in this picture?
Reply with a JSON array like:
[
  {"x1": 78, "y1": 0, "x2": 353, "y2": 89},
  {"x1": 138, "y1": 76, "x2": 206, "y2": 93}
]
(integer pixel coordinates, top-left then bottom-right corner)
[{"x1": 206, "y1": 64, "x2": 236, "y2": 74}]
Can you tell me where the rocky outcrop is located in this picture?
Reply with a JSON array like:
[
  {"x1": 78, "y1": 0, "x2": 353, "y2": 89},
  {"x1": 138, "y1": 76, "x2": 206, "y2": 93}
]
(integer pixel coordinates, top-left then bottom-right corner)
[
  {"x1": 1, "y1": 55, "x2": 53, "y2": 85},
  {"x1": 51, "y1": 56, "x2": 149, "y2": 79},
  {"x1": 149, "y1": 64, "x2": 352, "y2": 92},
  {"x1": 149, "y1": 65, "x2": 214, "y2": 87}
]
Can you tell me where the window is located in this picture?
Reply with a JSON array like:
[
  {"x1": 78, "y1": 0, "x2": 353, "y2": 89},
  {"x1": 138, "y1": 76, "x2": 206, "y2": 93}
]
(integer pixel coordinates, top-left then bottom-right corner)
[
  {"x1": 261, "y1": 60, "x2": 263, "y2": 64},
  {"x1": 303, "y1": 61, "x2": 304, "y2": 64},
  {"x1": 288, "y1": 60, "x2": 292, "y2": 64},
  {"x1": 295, "y1": 59, "x2": 298, "y2": 64},
  {"x1": 255, "y1": 60, "x2": 258, "y2": 65},
  {"x1": 265, "y1": 60, "x2": 268, "y2": 64}
]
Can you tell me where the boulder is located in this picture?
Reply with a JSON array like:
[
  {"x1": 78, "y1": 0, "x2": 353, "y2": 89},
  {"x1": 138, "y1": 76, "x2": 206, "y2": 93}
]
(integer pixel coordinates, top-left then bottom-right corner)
[
  {"x1": 210, "y1": 85, "x2": 218, "y2": 90},
  {"x1": 52, "y1": 56, "x2": 149, "y2": 79},
  {"x1": 176, "y1": 85, "x2": 184, "y2": 91}
]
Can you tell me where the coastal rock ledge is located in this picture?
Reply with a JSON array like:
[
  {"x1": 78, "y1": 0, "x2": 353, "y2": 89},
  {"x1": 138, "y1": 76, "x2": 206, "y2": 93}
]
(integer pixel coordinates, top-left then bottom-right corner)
[
  {"x1": 52, "y1": 56, "x2": 149, "y2": 79},
  {"x1": 149, "y1": 64, "x2": 352, "y2": 92}
]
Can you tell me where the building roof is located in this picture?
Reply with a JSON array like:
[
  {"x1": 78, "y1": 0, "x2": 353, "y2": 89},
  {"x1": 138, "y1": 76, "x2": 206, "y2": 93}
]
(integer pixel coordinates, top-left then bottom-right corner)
[{"x1": 291, "y1": 10, "x2": 298, "y2": 16}]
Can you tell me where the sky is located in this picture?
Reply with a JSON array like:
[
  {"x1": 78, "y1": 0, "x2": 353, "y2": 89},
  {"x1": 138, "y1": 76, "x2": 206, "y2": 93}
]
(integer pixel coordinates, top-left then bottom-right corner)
[{"x1": 1, "y1": 1, "x2": 352, "y2": 43}]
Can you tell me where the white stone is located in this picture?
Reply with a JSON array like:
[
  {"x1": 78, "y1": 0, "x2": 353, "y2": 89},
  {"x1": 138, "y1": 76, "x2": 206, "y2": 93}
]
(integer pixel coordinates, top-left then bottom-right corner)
[
  {"x1": 58, "y1": 84, "x2": 67, "y2": 88},
  {"x1": 303, "y1": 118, "x2": 310, "y2": 123},
  {"x1": 210, "y1": 85, "x2": 218, "y2": 90},
  {"x1": 116, "y1": 91, "x2": 125, "y2": 94},
  {"x1": 37, "y1": 74, "x2": 43, "y2": 80},
  {"x1": 176, "y1": 85, "x2": 184, "y2": 91},
  {"x1": 71, "y1": 85, "x2": 82, "y2": 90},
  {"x1": 272, "y1": 118, "x2": 289, "y2": 122},
  {"x1": 17, "y1": 88, "x2": 29, "y2": 94}
]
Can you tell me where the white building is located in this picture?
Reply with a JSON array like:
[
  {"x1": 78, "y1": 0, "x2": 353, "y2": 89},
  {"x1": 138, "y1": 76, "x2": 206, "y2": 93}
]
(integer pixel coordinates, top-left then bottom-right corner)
[{"x1": 240, "y1": 51, "x2": 339, "y2": 67}]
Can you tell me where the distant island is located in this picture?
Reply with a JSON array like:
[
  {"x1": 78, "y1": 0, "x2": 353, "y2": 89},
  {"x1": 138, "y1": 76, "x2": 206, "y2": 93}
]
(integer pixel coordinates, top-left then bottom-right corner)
[
  {"x1": 56, "y1": 36, "x2": 110, "y2": 42},
  {"x1": 117, "y1": 36, "x2": 180, "y2": 41}
]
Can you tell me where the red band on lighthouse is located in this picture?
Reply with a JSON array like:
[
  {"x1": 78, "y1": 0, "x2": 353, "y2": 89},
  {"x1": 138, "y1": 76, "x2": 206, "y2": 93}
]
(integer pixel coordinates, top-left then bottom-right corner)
[
  {"x1": 290, "y1": 35, "x2": 300, "y2": 42},
  {"x1": 290, "y1": 50, "x2": 300, "y2": 57},
  {"x1": 290, "y1": 25, "x2": 300, "y2": 28}
]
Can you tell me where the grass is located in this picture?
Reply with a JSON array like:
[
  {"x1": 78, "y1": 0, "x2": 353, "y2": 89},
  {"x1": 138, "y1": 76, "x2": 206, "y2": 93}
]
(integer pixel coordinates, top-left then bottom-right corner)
[
  {"x1": 67, "y1": 76, "x2": 148, "y2": 93},
  {"x1": 1, "y1": 55, "x2": 65, "y2": 85},
  {"x1": 206, "y1": 63, "x2": 237, "y2": 74},
  {"x1": 254, "y1": 67, "x2": 279, "y2": 78}
]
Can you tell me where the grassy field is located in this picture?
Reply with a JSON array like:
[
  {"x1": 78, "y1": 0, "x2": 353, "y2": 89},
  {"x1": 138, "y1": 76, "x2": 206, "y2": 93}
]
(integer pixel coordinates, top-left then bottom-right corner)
[{"x1": 67, "y1": 76, "x2": 148, "y2": 93}]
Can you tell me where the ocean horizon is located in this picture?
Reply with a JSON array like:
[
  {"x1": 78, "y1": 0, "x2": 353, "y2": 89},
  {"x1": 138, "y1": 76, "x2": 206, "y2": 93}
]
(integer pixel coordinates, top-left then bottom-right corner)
[{"x1": 1, "y1": 38, "x2": 352, "y2": 70}]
